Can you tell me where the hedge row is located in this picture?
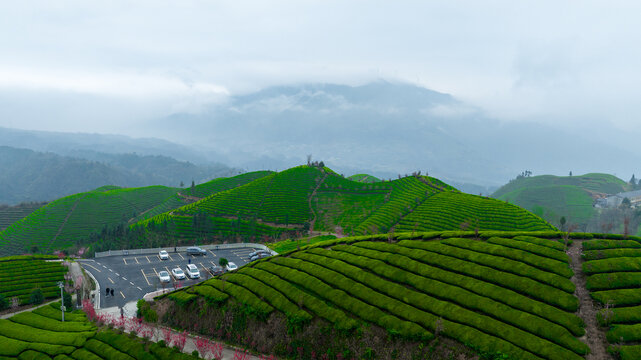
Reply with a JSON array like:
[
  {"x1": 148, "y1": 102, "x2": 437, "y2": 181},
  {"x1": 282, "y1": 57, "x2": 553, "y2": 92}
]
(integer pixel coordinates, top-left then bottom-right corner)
[
  {"x1": 166, "y1": 291, "x2": 198, "y2": 308},
  {"x1": 598, "y1": 305, "x2": 641, "y2": 326},
  {"x1": 485, "y1": 237, "x2": 568, "y2": 263},
  {"x1": 9, "y1": 312, "x2": 95, "y2": 332},
  {"x1": 591, "y1": 289, "x2": 641, "y2": 307},
  {"x1": 607, "y1": 323, "x2": 641, "y2": 343},
  {"x1": 70, "y1": 348, "x2": 102, "y2": 360},
  {"x1": 583, "y1": 257, "x2": 641, "y2": 274},
  {"x1": 439, "y1": 238, "x2": 573, "y2": 279},
  {"x1": 306, "y1": 247, "x2": 587, "y2": 355},
  {"x1": 240, "y1": 266, "x2": 358, "y2": 330},
  {"x1": 583, "y1": 240, "x2": 641, "y2": 251},
  {"x1": 200, "y1": 278, "x2": 274, "y2": 318},
  {"x1": 378, "y1": 242, "x2": 578, "y2": 311},
  {"x1": 83, "y1": 339, "x2": 135, "y2": 360},
  {"x1": 583, "y1": 249, "x2": 641, "y2": 261},
  {"x1": 512, "y1": 236, "x2": 565, "y2": 251},
  {"x1": 612, "y1": 345, "x2": 641, "y2": 360},
  {"x1": 332, "y1": 244, "x2": 584, "y2": 336},
  {"x1": 191, "y1": 284, "x2": 229, "y2": 305},
  {"x1": 33, "y1": 302, "x2": 87, "y2": 322},
  {"x1": 224, "y1": 272, "x2": 312, "y2": 323},
  {"x1": 263, "y1": 259, "x2": 430, "y2": 340},
  {"x1": 586, "y1": 272, "x2": 641, "y2": 291},
  {"x1": 0, "y1": 319, "x2": 92, "y2": 347},
  {"x1": 292, "y1": 251, "x2": 586, "y2": 359},
  {"x1": 18, "y1": 350, "x2": 50, "y2": 360},
  {"x1": 93, "y1": 330, "x2": 156, "y2": 360},
  {"x1": 0, "y1": 334, "x2": 74, "y2": 357}
]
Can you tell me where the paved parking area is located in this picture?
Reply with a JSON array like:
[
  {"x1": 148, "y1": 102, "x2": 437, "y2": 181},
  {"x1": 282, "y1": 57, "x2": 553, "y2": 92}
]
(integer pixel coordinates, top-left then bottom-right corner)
[{"x1": 79, "y1": 247, "x2": 258, "y2": 308}]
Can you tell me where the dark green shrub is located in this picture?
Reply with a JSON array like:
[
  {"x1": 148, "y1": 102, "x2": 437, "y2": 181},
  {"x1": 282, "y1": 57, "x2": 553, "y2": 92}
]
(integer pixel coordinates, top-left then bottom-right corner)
[
  {"x1": 583, "y1": 240, "x2": 641, "y2": 251},
  {"x1": 586, "y1": 272, "x2": 641, "y2": 291},
  {"x1": 592, "y1": 288, "x2": 641, "y2": 307},
  {"x1": 0, "y1": 294, "x2": 8, "y2": 311},
  {"x1": 583, "y1": 257, "x2": 641, "y2": 274},
  {"x1": 63, "y1": 292, "x2": 72, "y2": 310},
  {"x1": 583, "y1": 249, "x2": 641, "y2": 260},
  {"x1": 30, "y1": 288, "x2": 44, "y2": 305},
  {"x1": 192, "y1": 350, "x2": 199, "y2": 357}
]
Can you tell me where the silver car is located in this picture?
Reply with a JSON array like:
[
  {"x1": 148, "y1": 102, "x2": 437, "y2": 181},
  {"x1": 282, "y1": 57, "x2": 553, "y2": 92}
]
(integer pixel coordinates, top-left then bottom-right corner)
[{"x1": 158, "y1": 270, "x2": 171, "y2": 283}]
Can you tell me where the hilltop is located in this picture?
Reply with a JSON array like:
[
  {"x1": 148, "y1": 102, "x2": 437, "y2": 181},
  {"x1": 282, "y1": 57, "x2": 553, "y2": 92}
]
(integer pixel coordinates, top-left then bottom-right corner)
[{"x1": 492, "y1": 173, "x2": 630, "y2": 230}]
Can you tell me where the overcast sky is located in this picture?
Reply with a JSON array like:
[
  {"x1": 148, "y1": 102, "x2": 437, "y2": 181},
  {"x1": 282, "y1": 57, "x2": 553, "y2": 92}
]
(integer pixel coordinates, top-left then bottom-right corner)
[{"x1": 1, "y1": 1, "x2": 641, "y2": 137}]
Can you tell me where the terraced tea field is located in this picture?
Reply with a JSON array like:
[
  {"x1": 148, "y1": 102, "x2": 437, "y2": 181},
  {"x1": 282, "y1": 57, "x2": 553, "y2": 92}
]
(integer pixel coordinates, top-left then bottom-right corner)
[
  {"x1": 0, "y1": 301, "x2": 200, "y2": 360},
  {"x1": 180, "y1": 170, "x2": 273, "y2": 199},
  {"x1": 156, "y1": 231, "x2": 589, "y2": 360},
  {"x1": 0, "y1": 255, "x2": 67, "y2": 305},
  {"x1": 582, "y1": 238, "x2": 641, "y2": 360},
  {"x1": 0, "y1": 202, "x2": 46, "y2": 231}
]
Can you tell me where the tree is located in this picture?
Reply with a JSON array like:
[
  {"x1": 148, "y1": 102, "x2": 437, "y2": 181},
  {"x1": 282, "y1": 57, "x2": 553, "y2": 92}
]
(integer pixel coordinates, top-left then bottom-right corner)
[
  {"x1": 219, "y1": 258, "x2": 229, "y2": 268},
  {"x1": 631, "y1": 174, "x2": 637, "y2": 186},
  {"x1": 191, "y1": 180, "x2": 196, "y2": 193},
  {"x1": 180, "y1": 181, "x2": 184, "y2": 187},
  {"x1": 621, "y1": 197, "x2": 632, "y2": 209},
  {"x1": 30, "y1": 288, "x2": 44, "y2": 305},
  {"x1": 560, "y1": 216, "x2": 567, "y2": 231},
  {"x1": 569, "y1": 171, "x2": 572, "y2": 177}
]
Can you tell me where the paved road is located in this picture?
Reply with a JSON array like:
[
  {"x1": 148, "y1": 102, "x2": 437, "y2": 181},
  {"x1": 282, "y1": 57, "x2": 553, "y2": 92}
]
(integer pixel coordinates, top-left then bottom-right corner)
[{"x1": 79, "y1": 247, "x2": 257, "y2": 308}]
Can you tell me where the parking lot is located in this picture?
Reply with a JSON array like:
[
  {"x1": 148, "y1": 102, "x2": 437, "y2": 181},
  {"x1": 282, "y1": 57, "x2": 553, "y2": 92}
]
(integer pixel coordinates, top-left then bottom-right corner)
[{"x1": 79, "y1": 247, "x2": 259, "y2": 308}]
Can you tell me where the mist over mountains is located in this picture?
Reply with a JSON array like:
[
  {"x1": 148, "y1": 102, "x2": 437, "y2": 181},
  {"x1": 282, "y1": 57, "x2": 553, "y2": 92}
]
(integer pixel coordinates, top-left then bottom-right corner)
[{"x1": 151, "y1": 81, "x2": 641, "y2": 186}]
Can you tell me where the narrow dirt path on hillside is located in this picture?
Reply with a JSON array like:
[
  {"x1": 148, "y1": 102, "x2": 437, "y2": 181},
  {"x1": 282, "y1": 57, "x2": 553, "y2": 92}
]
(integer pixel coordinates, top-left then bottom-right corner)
[
  {"x1": 568, "y1": 240, "x2": 613, "y2": 360},
  {"x1": 308, "y1": 173, "x2": 328, "y2": 232}
]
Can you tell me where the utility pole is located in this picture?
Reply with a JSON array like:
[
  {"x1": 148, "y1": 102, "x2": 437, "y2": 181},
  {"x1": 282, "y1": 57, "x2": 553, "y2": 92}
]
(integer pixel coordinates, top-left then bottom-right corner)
[{"x1": 58, "y1": 281, "x2": 65, "y2": 322}]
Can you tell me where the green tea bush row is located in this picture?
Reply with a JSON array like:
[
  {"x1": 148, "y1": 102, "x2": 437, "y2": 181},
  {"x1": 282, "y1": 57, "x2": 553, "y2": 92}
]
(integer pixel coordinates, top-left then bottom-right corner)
[
  {"x1": 17, "y1": 350, "x2": 51, "y2": 359},
  {"x1": 293, "y1": 251, "x2": 586, "y2": 359},
  {"x1": 359, "y1": 241, "x2": 578, "y2": 311},
  {"x1": 583, "y1": 249, "x2": 641, "y2": 261},
  {"x1": 9, "y1": 312, "x2": 94, "y2": 332},
  {"x1": 83, "y1": 339, "x2": 135, "y2": 360},
  {"x1": 262, "y1": 259, "x2": 429, "y2": 340},
  {"x1": 224, "y1": 272, "x2": 312, "y2": 323},
  {"x1": 583, "y1": 257, "x2": 641, "y2": 274},
  {"x1": 485, "y1": 237, "x2": 568, "y2": 263},
  {"x1": 167, "y1": 291, "x2": 198, "y2": 307},
  {"x1": 310, "y1": 247, "x2": 586, "y2": 354},
  {"x1": 93, "y1": 330, "x2": 156, "y2": 360},
  {"x1": 512, "y1": 235, "x2": 565, "y2": 250},
  {"x1": 0, "y1": 319, "x2": 92, "y2": 347},
  {"x1": 586, "y1": 272, "x2": 641, "y2": 291},
  {"x1": 0, "y1": 334, "x2": 74, "y2": 357},
  {"x1": 239, "y1": 266, "x2": 358, "y2": 330},
  {"x1": 591, "y1": 289, "x2": 641, "y2": 307},
  {"x1": 607, "y1": 323, "x2": 641, "y2": 343},
  {"x1": 201, "y1": 278, "x2": 273, "y2": 318},
  {"x1": 332, "y1": 244, "x2": 584, "y2": 336},
  {"x1": 612, "y1": 345, "x2": 641, "y2": 360},
  {"x1": 440, "y1": 238, "x2": 573, "y2": 278},
  {"x1": 192, "y1": 284, "x2": 229, "y2": 305},
  {"x1": 71, "y1": 348, "x2": 102, "y2": 360},
  {"x1": 33, "y1": 302, "x2": 87, "y2": 322},
  {"x1": 583, "y1": 240, "x2": 641, "y2": 251},
  {"x1": 598, "y1": 305, "x2": 641, "y2": 326}
]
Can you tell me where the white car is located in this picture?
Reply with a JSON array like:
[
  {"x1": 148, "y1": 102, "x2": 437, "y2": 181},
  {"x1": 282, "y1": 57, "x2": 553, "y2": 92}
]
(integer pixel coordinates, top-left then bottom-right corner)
[
  {"x1": 186, "y1": 264, "x2": 200, "y2": 279},
  {"x1": 158, "y1": 270, "x2": 171, "y2": 283},
  {"x1": 171, "y1": 267, "x2": 186, "y2": 280},
  {"x1": 226, "y1": 262, "x2": 238, "y2": 272},
  {"x1": 159, "y1": 250, "x2": 169, "y2": 260}
]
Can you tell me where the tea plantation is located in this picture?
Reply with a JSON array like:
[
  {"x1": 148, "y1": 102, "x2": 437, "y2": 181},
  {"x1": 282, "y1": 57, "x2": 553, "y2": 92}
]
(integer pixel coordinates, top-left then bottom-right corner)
[
  {"x1": 0, "y1": 202, "x2": 46, "y2": 231},
  {"x1": 155, "y1": 231, "x2": 589, "y2": 360},
  {"x1": 582, "y1": 237, "x2": 641, "y2": 360},
  {"x1": 0, "y1": 255, "x2": 67, "y2": 305},
  {"x1": 0, "y1": 301, "x2": 200, "y2": 360}
]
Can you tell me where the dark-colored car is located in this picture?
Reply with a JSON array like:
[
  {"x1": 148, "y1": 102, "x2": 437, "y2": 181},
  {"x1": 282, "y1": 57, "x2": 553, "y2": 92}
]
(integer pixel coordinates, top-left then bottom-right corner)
[
  {"x1": 250, "y1": 252, "x2": 271, "y2": 261},
  {"x1": 209, "y1": 265, "x2": 225, "y2": 276},
  {"x1": 186, "y1": 246, "x2": 207, "y2": 256},
  {"x1": 248, "y1": 249, "x2": 270, "y2": 259}
]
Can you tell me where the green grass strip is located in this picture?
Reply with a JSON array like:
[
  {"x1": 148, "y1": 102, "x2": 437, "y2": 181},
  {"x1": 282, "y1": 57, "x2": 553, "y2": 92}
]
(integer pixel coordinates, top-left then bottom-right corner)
[
  {"x1": 272, "y1": 257, "x2": 541, "y2": 360},
  {"x1": 9, "y1": 312, "x2": 95, "y2": 332},
  {"x1": 583, "y1": 240, "x2": 641, "y2": 251},
  {"x1": 583, "y1": 249, "x2": 641, "y2": 261},
  {"x1": 385, "y1": 241, "x2": 578, "y2": 311},
  {"x1": 440, "y1": 238, "x2": 573, "y2": 278},
  {"x1": 591, "y1": 288, "x2": 641, "y2": 307},
  {"x1": 240, "y1": 266, "x2": 358, "y2": 330},
  {"x1": 295, "y1": 250, "x2": 585, "y2": 359},
  {"x1": 259, "y1": 259, "x2": 430, "y2": 340},
  {"x1": 586, "y1": 272, "x2": 641, "y2": 291},
  {"x1": 486, "y1": 237, "x2": 568, "y2": 263},
  {"x1": 312, "y1": 247, "x2": 586, "y2": 354},
  {"x1": 333, "y1": 243, "x2": 584, "y2": 336},
  {"x1": 584, "y1": 257, "x2": 641, "y2": 274}
]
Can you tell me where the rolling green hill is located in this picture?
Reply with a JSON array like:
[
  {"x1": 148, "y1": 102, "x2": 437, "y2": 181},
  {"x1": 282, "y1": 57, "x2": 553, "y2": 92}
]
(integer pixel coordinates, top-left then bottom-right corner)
[
  {"x1": 154, "y1": 231, "x2": 587, "y2": 360},
  {"x1": 347, "y1": 173, "x2": 381, "y2": 183},
  {"x1": 135, "y1": 165, "x2": 553, "y2": 243},
  {"x1": 492, "y1": 173, "x2": 629, "y2": 229}
]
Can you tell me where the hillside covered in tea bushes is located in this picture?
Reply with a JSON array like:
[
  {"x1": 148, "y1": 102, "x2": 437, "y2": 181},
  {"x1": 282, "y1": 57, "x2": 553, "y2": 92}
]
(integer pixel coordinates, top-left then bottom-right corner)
[{"x1": 153, "y1": 230, "x2": 591, "y2": 360}]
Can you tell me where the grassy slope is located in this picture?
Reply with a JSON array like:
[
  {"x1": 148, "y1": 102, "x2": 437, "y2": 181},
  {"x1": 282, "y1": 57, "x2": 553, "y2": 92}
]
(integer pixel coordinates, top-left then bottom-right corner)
[
  {"x1": 492, "y1": 173, "x2": 628, "y2": 228},
  {"x1": 180, "y1": 170, "x2": 273, "y2": 199},
  {"x1": 158, "y1": 231, "x2": 587, "y2": 360},
  {"x1": 0, "y1": 186, "x2": 178, "y2": 256},
  {"x1": 0, "y1": 202, "x2": 46, "y2": 231},
  {"x1": 0, "y1": 301, "x2": 199, "y2": 360},
  {"x1": 347, "y1": 174, "x2": 381, "y2": 183},
  {"x1": 137, "y1": 166, "x2": 554, "y2": 240}
]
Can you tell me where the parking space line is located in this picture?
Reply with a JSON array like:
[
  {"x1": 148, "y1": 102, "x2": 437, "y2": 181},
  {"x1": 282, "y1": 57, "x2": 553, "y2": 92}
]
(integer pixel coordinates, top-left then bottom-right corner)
[
  {"x1": 83, "y1": 263, "x2": 102, "y2": 273},
  {"x1": 210, "y1": 261, "x2": 216, "y2": 266},
  {"x1": 102, "y1": 265, "x2": 107, "y2": 269},
  {"x1": 120, "y1": 291, "x2": 125, "y2": 299},
  {"x1": 135, "y1": 257, "x2": 139, "y2": 264},
  {"x1": 108, "y1": 277, "x2": 114, "y2": 284},
  {"x1": 123, "y1": 258, "x2": 128, "y2": 265},
  {"x1": 177, "y1": 253, "x2": 185, "y2": 260},
  {"x1": 123, "y1": 277, "x2": 127, "y2": 281},
  {"x1": 208, "y1": 250, "x2": 217, "y2": 257},
  {"x1": 130, "y1": 281, "x2": 135, "y2": 286},
  {"x1": 115, "y1": 273, "x2": 119, "y2": 276},
  {"x1": 137, "y1": 286, "x2": 142, "y2": 291},
  {"x1": 109, "y1": 268, "x2": 113, "y2": 272},
  {"x1": 168, "y1": 254, "x2": 174, "y2": 261},
  {"x1": 146, "y1": 256, "x2": 151, "y2": 263},
  {"x1": 141, "y1": 269, "x2": 151, "y2": 286},
  {"x1": 153, "y1": 268, "x2": 159, "y2": 276}
]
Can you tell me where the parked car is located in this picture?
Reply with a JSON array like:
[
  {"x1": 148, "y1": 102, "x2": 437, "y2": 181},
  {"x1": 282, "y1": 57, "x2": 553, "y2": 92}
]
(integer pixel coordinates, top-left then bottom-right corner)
[
  {"x1": 248, "y1": 250, "x2": 270, "y2": 259},
  {"x1": 186, "y1": 246, "x2": 207, "y2": 256},
  {"x1": 158, "y1": 270, "x2": 171, "y2": 283},
  {"x1": 209, "y1": 265, "x2": 225, "y2": 276},
  {"x1": 226, "y1": 262, "x2": 238, "y2": 272},
  {"x1": 159, "y1": 250, "x2": 169, "y2": 260},
  {"x1": 250, "y1": 252, "x2": 271, "y2": 261},
  {"x1": 171, "y1": 267, "x2": 186, "y2": 280},
  {"x1": 185, "y1": 264, "x2": 200, "y2": 279}
]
